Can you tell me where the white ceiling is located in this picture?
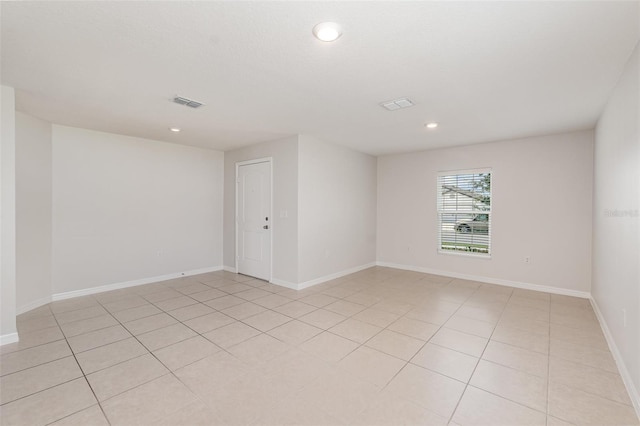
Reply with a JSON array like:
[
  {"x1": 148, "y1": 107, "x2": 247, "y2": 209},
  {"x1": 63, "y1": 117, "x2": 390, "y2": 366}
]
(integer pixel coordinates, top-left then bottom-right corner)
[{"x1": 2, "y1": 1, "x2": 638, "y2": 156}]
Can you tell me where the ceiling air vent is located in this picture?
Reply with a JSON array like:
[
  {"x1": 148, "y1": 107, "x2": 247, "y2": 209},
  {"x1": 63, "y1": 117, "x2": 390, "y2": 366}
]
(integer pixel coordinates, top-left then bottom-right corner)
[
  {"x1": 380, "y1": 98, "x2": 414, "y2": 111},
  {"x1": 172, "y1": 96, "x2": 204, "y2": 109}
]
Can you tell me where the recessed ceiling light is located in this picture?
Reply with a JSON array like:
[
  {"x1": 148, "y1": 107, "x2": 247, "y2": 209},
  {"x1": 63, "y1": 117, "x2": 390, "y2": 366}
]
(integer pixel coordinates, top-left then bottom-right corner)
[
  {"x1": 313, "y1": 22, "x2": 342, "y2": 42},
  {"x1": 425, "y1": 122, "x2": 439, "y2": 129},
  {"x1": 169, "y1": 127, "x2": 181, "y2": 132}
]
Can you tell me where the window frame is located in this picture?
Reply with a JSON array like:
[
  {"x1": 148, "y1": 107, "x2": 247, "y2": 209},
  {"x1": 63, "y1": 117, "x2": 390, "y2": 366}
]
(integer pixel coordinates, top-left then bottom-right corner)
[{"x1": 436, "y1": 168, "x2": 492, "y2": 258}]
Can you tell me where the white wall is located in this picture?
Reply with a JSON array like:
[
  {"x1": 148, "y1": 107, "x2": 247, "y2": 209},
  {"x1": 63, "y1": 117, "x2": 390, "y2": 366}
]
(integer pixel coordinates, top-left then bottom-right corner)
[
  {"x1": 16, "y1": 112, "x2": 52, "y2": 312},
  {"x1": 593, "y1": 42, "x2": 639, "y2": 404},
  {"x1": 1, "y1": 86, "x2": 17, "y2": 343},
  {"x1": 377, "y1": 130, "x2": 594, "y2": 294},
  {"x1": 298, "y1": 135, "x2": 377, "y2": 284},
  {"x1": 52, "y1": 125, "x2": 224, "y2": 295},
  {"x1": 224, "y1": 136, "x2": 299, "y2": 285}
]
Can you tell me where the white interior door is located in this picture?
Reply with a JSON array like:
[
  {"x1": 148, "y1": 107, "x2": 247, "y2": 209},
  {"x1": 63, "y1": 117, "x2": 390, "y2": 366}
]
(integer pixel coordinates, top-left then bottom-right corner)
[{"x1": 236, "y1": 160, "x2": 271, "y2": 281}]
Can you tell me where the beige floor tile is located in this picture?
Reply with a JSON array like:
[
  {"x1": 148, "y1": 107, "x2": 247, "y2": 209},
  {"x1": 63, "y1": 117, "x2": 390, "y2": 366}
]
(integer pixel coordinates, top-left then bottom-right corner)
[
  {"x1": 430, "y1": 327, "x2": 488, "y2": 357},
  {"x1": 352, "y1": 307, "x2": 400, "y2": 328},
  {"x1": 122, "y1": 312, "x2": 177, "y2": 335},
  {"x1": 166, "y1": 302, "x2": 214, "y2": 321},
  {"x1": 550, "y1": 338, "x2": 617, "y2": 373},
  {"x1": 256, "y1": 395, "x2": 346, "y2": 426},
  {"x1": 218, "y1": 282, "x2": 253, "y2": 294},
  {"x1": 411, "y1": 343, "x2": 478, "y2": 383},
  {"x1": 274, "y1": 300, "x2": 318, "y2": 318},
  {"x1": 417, "y1": 298, "x2": 462, "y2": 314},
  {"x1": 16, "y1": 315, "x2": 58, "y2": 333},
  {"x1": 259, "y1": 348, "x2": 331, "y2": 394},
  {"x1": 189, "y1": 287, "x2": 227, "y2": 302},
  {"x1": 405, "y1": 307, "x2": 453, "y2": 326},
  {"x1": 55, "y1": 305, "x2": 109, "y2": 325},
  {"x1": 0, "y1": 326, "x2": 64, "y2": 355},
  {"x1": 143, "y1": 289, "x2": 183, "y2": 303},
  {"x1": 228, "y1": 333, "x2": 291, "y2": 364},
  {"x1": 51, "y1": 404, "x2": 109, "y2": 426},
  {"x1": 101, "y1": 374, "x2": 198, "y2": 425},
  {"x1": 242, "y1": 309, "x2": 291, "y2": 332},
  {"x1": 136, "y1": 323, "x2": 197, "y2": 351},
  {"x1": 221, "y1": 301, "x2": 267, "y2": 320},
  {"x1": 324, "y1": 299, "x2": 367, "y2": 317},
  {"x1": 512, "y1": 288, "x2": 551, "y2": 301},
  {"x1": 299, "y1": 331, "x2": 359, "y2": 362},
  {"x1": 153, "y1": 335, "x2": 220, "y2": 371},
  {"x1": 252, "y1": 293, "x2": 292, "y2": 309},
  {"x1": 175, "y1": 351, "x2": 251, "y2": 393},
  {"x1": 203, "y1": 294, "x2": 245, "y2": 310},
  {"x1": 501, "y1": 305, "x2": 550, "y2": 323},
  {"x1": 60, "y1": 314, "x2": 119, "y2": 338},
  {"x1": 451, "y1": 385, "x2": 546, "y2": 426},
  {"x1": 338, "y1": 346, "x2": 406, "y2": 387},
  {"x1": 155, "y1": 401, "x2": 226, "y2": 426},
  {"x1": 0, "y1": 378, "x2": 96, "y2": 426},
  {"x1": 491, "y1": 324, "x2": 549, "y2": 354},
  {"x1": 295, "y1": 370, "x2": 382, "y2": 423},
  {"x1": 153, "y1": 295, "x2": 198, "y2": 311},
  {"x1": 111, "y1": 304, "x2": 161, "y2": 323},
  {"x1": 546, "y1": 415, "x2": 576, "y2": 426},
  {"x1": 550, "y1": 323, "x2": 609, "y2": 351},
  {"x1": 445, "y1": 314, "x2": 496, "y2": 338},
  {"x1": 508, "y1": 295, "x2": 551, "y2": 312},
  {"x1": 388, "y1": 316, "x2": 440, "y2": 341},
  {"x1": 50, "y1": 297, "x2": 100, "y2": 314},
  {"x1": 202, "y1": 321, "x2": 261, "y2": 348},
  {"x1": 482, "y1": 340, "x2": 548, "y2": 377},
  {"x1": 174, "y1": 282, "x2": 211, "y2": 295},
  {"x1": 267, "y1": 319, "x2": 323, "y2": 345},
  {"x1": 344, "y1": 291, "x2": 383, "y2": 307},
  {"x1": 86, "y1": 353, "x2": 168, "y2": 401},
  {"x1": 470, "y1": 359, "x2": 547, "y2": 412},
  {"x1": 549, "y1": 356, "x2": 631, "y2": 405},
  {"x1": 183, "y1": 311, "x2": 235, "y2": 333},
  {"x1": 354, "y1": 391, "x2": 448, "y2": 426},
  {"x1": 550, "y1": 310, "x2": 600, "y2": 330},
  {"x1": 16, "y1": 305, "x2": 52, "y2": 322},
  {"x1": 386, "y1": 363, "x2": 466, "y2": 419},
  {"x1": 0, "y1": 356, "x2": 83, "y2": 404},
  {"x1": 456, "y1": 303, "x2": 503, "y2": 324},
  {"x1": 297, "y1": 293, "x2": 338, "y2": 308},
  {"x1": 75, "y1": 337, "x2": 148, "y2": 374},
  {"x1": 235, "y1": 287, "x2": 272, "y2": 301},
  {"x1": 548, "y1": 382, "x2": 639, "y2": 425},
  {"x1": 329, "y1": 318, "x2": 382, "y2": 343},
  {"x1": 365, "y1": 329, "x2": 425, "y2": 361},
  {"x1": 102, "y1": 296, "x2": 148, "y2": 313},
  {"x1": 322, "y1": 285, "x2": 358, "y2": 299},
  {"x1": 498, "y1": 315, "x2": 550, "y2": 335},
  {"x1": 0, "y1": 339, "x2": 71, "y2": 376},
  {"x1": 300, "y1": 308, "x2": 346, "y2": 329},
  {"x1": 372, "y1": 299, "x2": 417, "y2": 316}
]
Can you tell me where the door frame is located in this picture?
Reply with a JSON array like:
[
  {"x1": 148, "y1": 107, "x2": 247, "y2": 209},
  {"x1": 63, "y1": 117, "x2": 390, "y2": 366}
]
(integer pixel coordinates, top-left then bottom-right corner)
[{"x1": 235, "y1": 157, "x2": 273, "y2": 282}]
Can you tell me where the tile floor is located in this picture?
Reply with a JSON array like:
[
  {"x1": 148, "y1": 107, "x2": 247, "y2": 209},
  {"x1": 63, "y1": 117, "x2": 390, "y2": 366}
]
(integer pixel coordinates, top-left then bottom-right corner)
[{"x1": 1, "y1": 267, "x2": 638, "y2": 425}]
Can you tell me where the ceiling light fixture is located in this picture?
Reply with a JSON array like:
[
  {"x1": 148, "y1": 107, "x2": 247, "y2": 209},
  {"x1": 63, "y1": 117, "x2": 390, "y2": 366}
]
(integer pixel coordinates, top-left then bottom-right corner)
[
  {"x1": 425, "y1": 122, "x2": 439, "y2": 129},
  {"x1": 169, "y1": 127, "x2": 181, "y2": 132},
  {"x1": 313, "y1": 22, "x2": 342, "y2": 42},
  {"x1": 380, "y1": 98, "x2": 415, "y2": 111}
]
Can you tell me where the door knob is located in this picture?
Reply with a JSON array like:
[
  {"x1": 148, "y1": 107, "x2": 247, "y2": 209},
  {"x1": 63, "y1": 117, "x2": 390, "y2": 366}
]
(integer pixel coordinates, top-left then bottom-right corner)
[{"x1": 263, "y1": 225, "x2": 269, "y2": 229}]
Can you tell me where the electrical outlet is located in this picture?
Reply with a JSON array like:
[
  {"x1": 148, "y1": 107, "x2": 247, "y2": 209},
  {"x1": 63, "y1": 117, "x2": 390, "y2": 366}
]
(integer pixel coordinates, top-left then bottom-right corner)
[{"x1": 524, "y1": 256, "x2": 530, "y2": 263}]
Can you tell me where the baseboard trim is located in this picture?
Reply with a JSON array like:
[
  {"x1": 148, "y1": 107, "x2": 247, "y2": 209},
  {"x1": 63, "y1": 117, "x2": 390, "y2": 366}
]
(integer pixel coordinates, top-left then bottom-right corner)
[
  {"x1": 51, "y1": 266, "x2": 224, "y2": 302},
  {"x1": 298, "y1": 262, "x2": 377, "y2": 290},
  {"x1": 0, "y1": 332, "x2": 19, "y2": 346},
  {"x1": 590, "y1": 297, "x2": 640, "y2": 418},
  {"x1": 270, "y1": 278, "x2": 298, "y2": 290},
  {"x1": 375, "y1": 261, "x2": 591, "y2": 299},
  {"x1": 17, "y1": 296, "x2": 53, "y2": 316}
]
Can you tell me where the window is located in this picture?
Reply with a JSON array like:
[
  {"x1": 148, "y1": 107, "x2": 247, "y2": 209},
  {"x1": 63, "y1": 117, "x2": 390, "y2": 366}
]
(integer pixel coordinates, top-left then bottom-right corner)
[{"x1": 437, "y1": 169, "x2": 491, "y2": 256}]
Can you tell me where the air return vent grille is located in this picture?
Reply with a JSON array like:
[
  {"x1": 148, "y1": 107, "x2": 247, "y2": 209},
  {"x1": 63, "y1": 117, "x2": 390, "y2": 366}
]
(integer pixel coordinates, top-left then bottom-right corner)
[{"x1": 172, "y1": 96, "x2": 204, "y2": 109}]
